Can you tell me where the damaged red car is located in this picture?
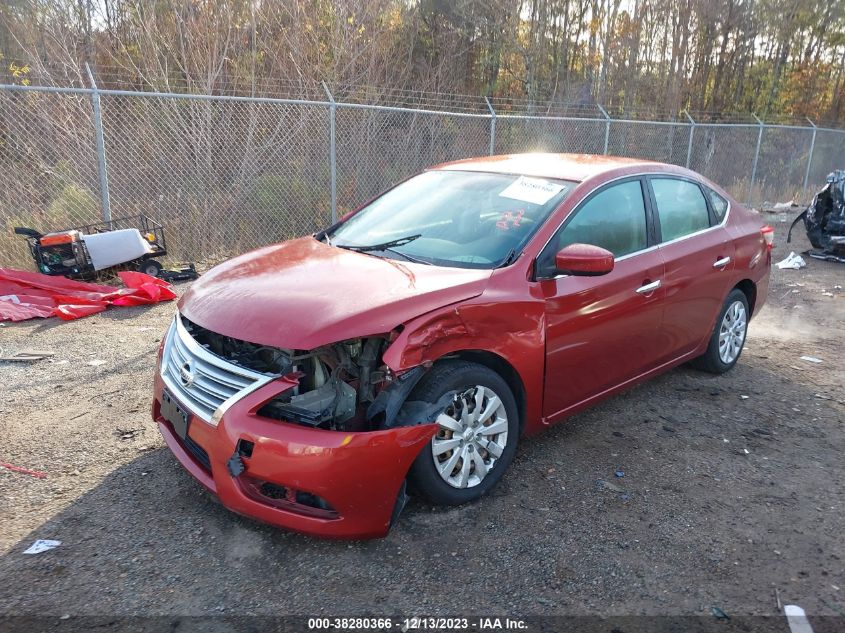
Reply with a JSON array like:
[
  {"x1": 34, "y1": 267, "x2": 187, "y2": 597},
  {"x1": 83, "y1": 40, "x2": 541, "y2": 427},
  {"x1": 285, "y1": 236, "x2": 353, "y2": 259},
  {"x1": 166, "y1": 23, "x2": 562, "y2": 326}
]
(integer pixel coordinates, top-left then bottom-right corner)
[{"x1": 153, "y1": 153, "x2": 772, "y2": 539}]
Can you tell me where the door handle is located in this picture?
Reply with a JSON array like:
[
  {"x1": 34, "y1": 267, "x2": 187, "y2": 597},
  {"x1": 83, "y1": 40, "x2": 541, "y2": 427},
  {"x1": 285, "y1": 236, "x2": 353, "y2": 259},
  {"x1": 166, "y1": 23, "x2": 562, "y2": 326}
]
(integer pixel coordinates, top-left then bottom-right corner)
[
  {"x1": 635, "y1": 280, "x2": 661, "y2": 294},
  {"x1": 713, "y1": 256, "x2": 731, "y2": 269}
]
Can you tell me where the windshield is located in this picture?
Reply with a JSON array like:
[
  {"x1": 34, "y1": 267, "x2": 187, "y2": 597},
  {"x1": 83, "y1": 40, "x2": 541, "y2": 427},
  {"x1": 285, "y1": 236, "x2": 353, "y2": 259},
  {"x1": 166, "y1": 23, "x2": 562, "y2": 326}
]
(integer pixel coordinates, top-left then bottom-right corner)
[{"x1": 326, "y1": 170, "x2": 575, "y2": 269}]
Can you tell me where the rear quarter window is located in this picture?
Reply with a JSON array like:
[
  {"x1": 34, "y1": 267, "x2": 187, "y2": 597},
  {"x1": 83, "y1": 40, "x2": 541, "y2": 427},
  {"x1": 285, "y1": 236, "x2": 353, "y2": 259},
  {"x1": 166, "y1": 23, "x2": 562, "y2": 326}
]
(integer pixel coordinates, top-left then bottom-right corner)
[{"x1": 707, "y1": 188, "x2": 729, "y2": 221}]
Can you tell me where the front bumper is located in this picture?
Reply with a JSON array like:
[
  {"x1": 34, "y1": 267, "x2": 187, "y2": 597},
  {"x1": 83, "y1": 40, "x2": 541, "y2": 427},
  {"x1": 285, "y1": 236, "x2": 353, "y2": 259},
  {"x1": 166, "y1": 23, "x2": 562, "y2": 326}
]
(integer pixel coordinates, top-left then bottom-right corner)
[{"x1": 153, "y1": 371, "x2": 437, "y2": 539}]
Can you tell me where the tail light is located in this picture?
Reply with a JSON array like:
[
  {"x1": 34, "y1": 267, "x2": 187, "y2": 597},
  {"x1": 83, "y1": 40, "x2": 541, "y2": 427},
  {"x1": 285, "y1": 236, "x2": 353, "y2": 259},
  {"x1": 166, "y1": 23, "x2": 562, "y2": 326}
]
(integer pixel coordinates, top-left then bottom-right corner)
[{"x1": 761, "y1": 225, "x2": 774, "y2": 251}]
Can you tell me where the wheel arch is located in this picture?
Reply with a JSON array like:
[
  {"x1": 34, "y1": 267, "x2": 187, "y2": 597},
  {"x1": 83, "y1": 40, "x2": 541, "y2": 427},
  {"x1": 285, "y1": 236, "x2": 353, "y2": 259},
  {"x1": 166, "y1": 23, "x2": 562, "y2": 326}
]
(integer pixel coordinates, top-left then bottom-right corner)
[
  {"x1": 443, "y1": 349, "x2": 528, "y2": 434},
  {"x1": 733, "y1": 279, "x2": 757, "y2": 317}
]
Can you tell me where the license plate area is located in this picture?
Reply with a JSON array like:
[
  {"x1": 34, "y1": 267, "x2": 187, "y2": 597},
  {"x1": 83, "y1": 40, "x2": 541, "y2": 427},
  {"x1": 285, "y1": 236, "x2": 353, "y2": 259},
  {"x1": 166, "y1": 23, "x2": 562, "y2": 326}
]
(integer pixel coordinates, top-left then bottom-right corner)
[{"x1": 161, "y1": 390, "x2": 189, "y2": 440}]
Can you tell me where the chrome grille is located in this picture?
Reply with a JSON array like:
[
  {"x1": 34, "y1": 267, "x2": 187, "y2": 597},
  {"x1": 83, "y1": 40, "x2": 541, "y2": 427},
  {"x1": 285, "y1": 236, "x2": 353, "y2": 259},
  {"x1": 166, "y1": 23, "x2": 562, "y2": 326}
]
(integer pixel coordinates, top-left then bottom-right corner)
[{"x1": 160, "y1": 314, "x2": 274, "y2": 424}]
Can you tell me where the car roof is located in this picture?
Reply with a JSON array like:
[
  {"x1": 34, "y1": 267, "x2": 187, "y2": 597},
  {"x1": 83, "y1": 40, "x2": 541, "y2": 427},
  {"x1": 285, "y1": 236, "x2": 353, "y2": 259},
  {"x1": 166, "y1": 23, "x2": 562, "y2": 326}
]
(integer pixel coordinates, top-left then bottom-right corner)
[{"x1": 432, "y1": 153, "x2": 662, "y2": 182}]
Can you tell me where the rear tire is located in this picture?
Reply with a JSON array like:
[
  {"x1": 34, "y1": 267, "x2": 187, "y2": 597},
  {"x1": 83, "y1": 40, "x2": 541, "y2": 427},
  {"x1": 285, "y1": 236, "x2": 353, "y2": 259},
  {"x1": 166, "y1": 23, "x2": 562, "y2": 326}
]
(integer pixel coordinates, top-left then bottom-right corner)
[
  {"x1": 406, "y1": 360, "x2": 519, "y2": 506},
  {"x1": 139, "y1": 259, "x2": 163, "y2": 277},
  {"x1": 691, "y1": 289, "x2": 749, "y2": 374}
]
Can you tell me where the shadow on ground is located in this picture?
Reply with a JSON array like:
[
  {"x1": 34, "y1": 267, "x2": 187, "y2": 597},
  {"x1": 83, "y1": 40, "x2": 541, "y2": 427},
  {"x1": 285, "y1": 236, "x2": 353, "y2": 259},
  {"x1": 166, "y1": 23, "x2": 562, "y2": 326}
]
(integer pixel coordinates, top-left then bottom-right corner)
[{"x1": 0, "y1": 356, "x2": 843, "y2": 620}]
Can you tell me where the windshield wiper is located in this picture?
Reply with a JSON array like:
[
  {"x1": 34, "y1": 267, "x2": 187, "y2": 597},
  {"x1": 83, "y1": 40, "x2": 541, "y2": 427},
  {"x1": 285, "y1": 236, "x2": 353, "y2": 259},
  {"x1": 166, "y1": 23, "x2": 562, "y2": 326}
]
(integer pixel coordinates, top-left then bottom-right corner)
[
  {"x1": 337, "y1": 234, "x2": 432, "y2": 265},
  {"x1": 337, "y1": 234, "x2": 422, "y2": 252},
  {"x1": 381, "y1": 248, "x2": 433, "y2": 265}
]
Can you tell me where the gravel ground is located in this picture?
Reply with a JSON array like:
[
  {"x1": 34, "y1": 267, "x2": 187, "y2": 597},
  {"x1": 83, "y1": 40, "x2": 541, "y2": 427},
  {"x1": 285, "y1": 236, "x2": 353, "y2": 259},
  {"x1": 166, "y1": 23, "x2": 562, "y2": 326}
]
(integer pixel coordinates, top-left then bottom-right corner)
[{"x1": 0, "y1": 212, "x2": 843, "y2": 623}]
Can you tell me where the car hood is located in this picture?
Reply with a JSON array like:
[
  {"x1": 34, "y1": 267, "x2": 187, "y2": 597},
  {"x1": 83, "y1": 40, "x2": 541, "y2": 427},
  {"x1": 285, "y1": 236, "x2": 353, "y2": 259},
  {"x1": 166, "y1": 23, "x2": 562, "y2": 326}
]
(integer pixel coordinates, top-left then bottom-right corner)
[{"x1": 179, "y1": 237, "x2": 492, "y2": 349}]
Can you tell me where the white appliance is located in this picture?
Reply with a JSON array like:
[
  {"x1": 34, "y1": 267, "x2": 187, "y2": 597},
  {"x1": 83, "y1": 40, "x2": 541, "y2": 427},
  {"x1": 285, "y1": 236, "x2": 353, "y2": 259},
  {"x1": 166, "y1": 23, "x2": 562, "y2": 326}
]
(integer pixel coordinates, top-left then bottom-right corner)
[{"x1": 81, "y1": 229, "x2": 153, "y2": 271}]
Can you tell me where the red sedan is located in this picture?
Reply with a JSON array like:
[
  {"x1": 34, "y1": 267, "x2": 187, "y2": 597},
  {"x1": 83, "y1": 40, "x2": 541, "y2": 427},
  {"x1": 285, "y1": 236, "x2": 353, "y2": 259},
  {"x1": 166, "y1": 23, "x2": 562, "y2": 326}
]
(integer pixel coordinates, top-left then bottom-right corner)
[{"x1": 153, "y1": 154, "x2": 772, "y2": 538}]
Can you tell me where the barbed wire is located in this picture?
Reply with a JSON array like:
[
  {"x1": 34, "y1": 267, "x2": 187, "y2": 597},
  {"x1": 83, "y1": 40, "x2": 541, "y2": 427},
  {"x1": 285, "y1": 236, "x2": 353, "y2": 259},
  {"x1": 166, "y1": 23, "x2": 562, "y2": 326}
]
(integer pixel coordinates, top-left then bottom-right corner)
[{"x1": 3, "y1": 60, "x2": 841, "y2": 128}]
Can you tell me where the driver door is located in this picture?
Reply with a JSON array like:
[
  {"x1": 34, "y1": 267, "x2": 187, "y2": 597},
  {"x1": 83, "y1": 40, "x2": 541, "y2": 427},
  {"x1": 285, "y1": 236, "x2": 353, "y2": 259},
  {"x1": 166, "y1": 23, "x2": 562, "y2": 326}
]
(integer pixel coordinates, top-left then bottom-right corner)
[{"x1": 537, "y1": 178, "x2": 666, "y2": 422}]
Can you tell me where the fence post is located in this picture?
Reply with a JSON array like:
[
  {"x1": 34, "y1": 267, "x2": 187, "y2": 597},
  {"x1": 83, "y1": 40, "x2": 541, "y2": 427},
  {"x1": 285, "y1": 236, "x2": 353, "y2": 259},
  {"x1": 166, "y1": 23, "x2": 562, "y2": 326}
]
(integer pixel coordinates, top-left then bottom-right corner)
[
  {"x1": 485, "y1": 97, "x2": 496, "y2": 156},
  {"x1": 749, "y1": 114, "x2": 764, "y2": 205},
  {"x1": 803, "y1": 117, "x2": 817, "y2": 194},
  {"x1": 683, "y1": 110, "x2": 695, "y2": 169},
  {"x1": 85, "y1": 63, "x2": 111, "y2": 223},
  {"x1": 322, "y1": 82, "x2": 337, "y2": 223},
  {"x1": 597, "y1": 104, "x2": 610, "y2": 155}
]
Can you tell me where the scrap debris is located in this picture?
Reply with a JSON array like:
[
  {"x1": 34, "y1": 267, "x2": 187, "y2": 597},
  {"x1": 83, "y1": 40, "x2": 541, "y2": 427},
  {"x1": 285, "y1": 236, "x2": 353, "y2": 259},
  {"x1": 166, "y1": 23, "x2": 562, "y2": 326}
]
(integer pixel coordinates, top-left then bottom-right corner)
[
  {"x1": 0, "y1": 268, "x2": 176, "y2": 322},
  {"x1": 1, "y1": 462, "x2": 47, "y2": 479},
  {"x1": 115, "y1": 428, "x2": 144, "y2": 441},
  {"x1": 596, "y1": 478, "x2": 625, "y2": 493},
  {"x1": 0, "y1": 349, "x2": 55, "y2": 362},
  {"x1": 777, "y1": 252, "x2": 807, "y2": 270},
  {"x1": 789, "y1": 169, "x2": 845, "y2": 263},
  {"x1": 763, "y1": 200, "x2": 798, "y2": 212},
  {"x1": 22, "y1": 540, "x2": 61, "y2": 555},
  {"x1": 711, "y1": 606, "x2": 730, "y2": 620},
  {"x1": 784, "y1": 605, "x2": 814, "y2": 633}
]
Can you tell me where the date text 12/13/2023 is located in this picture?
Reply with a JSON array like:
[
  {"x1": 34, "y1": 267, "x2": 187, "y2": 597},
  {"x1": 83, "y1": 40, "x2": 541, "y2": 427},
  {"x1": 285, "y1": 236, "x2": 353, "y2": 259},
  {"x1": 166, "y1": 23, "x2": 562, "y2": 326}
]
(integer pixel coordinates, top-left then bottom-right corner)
[{"x1": 306, "y1": 616, "x2": 529, "y2": 630}]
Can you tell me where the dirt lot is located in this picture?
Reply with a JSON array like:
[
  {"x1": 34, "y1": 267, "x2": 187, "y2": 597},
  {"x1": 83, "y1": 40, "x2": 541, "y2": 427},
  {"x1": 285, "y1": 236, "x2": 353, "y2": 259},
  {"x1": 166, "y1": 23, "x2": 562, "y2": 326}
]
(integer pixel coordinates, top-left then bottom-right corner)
[{"x1": 0, "y1": 213, "x2": 843, "y2": 625}]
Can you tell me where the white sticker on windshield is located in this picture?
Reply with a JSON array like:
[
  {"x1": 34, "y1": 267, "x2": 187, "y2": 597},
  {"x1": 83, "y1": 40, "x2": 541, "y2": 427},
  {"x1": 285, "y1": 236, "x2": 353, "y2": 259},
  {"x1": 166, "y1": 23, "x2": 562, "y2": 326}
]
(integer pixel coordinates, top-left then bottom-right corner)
[{"x1": 498, "y1": 176, "x2": 565, "y2": 205}]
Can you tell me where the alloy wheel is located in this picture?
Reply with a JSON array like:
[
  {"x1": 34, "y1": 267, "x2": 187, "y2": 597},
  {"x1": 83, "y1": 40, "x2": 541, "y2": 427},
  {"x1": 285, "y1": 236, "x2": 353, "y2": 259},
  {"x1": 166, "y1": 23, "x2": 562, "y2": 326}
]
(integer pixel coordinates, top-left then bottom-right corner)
[{"x1": 718, "y1": 300, "x2": 747, "y2": 364}]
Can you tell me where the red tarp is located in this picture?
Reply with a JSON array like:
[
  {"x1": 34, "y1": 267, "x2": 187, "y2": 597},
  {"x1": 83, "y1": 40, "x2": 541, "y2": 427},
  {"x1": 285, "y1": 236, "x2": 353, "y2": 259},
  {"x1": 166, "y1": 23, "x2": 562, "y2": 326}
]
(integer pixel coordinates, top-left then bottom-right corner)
[{"x1": 0, "y1": 268, "x2": 177, "y2": 322}]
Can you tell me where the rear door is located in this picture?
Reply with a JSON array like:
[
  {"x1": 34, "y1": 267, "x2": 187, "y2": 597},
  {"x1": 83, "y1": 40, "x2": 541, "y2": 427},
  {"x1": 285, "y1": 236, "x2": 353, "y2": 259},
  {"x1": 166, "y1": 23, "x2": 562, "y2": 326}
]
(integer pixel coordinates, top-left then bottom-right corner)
[
  {"x1": 538, "y1": 177, "x2": 666, "y2": 421},
  {"x1": 647, "y1": 176, "x2": 736, "y2": 362}
]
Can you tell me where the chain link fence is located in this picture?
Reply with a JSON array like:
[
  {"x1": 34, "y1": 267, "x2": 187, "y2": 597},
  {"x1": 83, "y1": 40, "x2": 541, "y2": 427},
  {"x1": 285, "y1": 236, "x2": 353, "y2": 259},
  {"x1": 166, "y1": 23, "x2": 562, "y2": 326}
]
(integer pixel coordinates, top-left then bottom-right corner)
[
  {"x1": 493, "y1": 115, "x2": 607, "y2": 156},
  {"x1": 2, "y1": 81, "x2": 845, "y2": 269},
  {"x1": 99, "y1": 93, "x2": 331, "y2": 261},
  {"x1": 334, "y1": 106, "x2": 491, "y2": 213},
  {"x1": 0, "y1": 88, "x2": 103, "y2": 267},
  {"x1": 687, "y1": 123, "x2": 761, "y2": 199}
]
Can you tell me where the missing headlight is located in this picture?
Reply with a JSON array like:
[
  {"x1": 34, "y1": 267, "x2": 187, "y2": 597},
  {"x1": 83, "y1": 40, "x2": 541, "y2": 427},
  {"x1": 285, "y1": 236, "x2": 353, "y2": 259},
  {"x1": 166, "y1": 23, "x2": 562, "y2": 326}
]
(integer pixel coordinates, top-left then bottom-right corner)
[
  {"x1": 258, "y1": 337, "x2": 391, "y2": 431},
  {"x1": 182, "y1": 315, "x2": 293, "y2": 374},
  {"x1": 259, "y1": 377, "x2": 357, "y2": 428}
]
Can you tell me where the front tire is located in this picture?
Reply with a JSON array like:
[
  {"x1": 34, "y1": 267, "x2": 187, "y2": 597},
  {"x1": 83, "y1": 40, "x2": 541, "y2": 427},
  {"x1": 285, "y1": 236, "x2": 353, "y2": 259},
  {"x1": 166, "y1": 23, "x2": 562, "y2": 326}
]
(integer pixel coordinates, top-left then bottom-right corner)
[
  {"x1": 691, "y1": 289, "x2": 749, "y2": 374},
  {"x1": 406, "y1": 360, "x2": 519, "y2": 505}
]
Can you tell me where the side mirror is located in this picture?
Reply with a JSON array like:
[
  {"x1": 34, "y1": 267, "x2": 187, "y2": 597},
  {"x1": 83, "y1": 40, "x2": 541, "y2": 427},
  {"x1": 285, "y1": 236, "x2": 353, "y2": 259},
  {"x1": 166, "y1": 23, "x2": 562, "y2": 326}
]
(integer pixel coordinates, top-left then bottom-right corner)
[{"x1": 554, "y1": 243, "x2": 614, "y2": 276}]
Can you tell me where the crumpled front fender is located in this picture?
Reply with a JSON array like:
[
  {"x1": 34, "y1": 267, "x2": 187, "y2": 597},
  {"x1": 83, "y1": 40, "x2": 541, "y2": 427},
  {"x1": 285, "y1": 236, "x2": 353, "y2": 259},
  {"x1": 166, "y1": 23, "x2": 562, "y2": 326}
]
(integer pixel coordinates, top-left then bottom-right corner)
[{"x1": 379, "y1": 297, "x2": 547, "y2": 435}]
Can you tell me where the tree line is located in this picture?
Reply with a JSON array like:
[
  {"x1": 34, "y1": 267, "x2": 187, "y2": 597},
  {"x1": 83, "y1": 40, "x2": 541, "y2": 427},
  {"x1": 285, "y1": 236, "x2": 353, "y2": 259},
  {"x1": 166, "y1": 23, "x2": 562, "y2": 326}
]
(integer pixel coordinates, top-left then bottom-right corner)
[{"x1": 1, "y1": 0, "x2": 843, "y2": 123}]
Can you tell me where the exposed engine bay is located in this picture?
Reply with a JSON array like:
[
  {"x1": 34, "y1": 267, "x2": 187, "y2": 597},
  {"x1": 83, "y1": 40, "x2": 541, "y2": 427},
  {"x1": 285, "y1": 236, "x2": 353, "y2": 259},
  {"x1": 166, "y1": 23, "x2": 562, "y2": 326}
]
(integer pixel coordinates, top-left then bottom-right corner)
[{"x1": 183, "y1": 316, "x2": 396, "y2": 431}]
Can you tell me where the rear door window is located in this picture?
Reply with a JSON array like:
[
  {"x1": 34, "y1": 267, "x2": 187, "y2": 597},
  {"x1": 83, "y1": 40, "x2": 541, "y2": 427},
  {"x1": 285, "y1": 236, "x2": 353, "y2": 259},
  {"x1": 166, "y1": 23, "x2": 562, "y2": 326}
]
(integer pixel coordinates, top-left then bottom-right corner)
[{"x1": 651, "y1": 178, "x2": 711, "y2": 241}]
